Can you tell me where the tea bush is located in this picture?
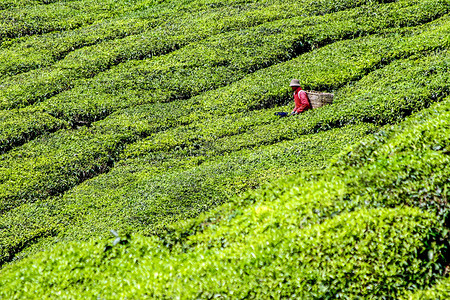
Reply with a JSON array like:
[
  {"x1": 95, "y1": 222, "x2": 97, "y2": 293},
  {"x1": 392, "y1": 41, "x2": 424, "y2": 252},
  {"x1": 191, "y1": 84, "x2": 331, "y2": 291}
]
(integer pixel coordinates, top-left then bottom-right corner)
[
  {"x1": 0, "y1": 0, "x2": 142, "y2": 43},
  {"x1": 2, "y1": 9, "x2": 449, "y2": 154},
  {"x1": 1, "y1": 19, "x2": 449, "y2": 219},
  {"x1": 0, "y1": 110, "x2": 68, "y2": 154},
  {"x1": 0, "y1": 17, "x2": 156, "y2": 79},
  {"x1": 0, "y1": 0, "x2": 382, "y2": 78},
  {"x1": 1, "y1": 0, "x2": 445, "y2": 116},
  {"x1": 0, "y1": 97, "x2": 449, "y2": 297},
  {"x1": 121, "y1": 44, "x2": 450, "y2": 159},
  {"x1": 1, "y1": 0, "x2": 450, "y2": 296},
  {"x1": 0, "y1": 124, "x2": 375, "y2": 265},
  {"x1": 0, "y1": 31, "x2": 413, "y2": 212},
  {"x1": 0, "y1": 207, "x2": 445, "y2": 299}
]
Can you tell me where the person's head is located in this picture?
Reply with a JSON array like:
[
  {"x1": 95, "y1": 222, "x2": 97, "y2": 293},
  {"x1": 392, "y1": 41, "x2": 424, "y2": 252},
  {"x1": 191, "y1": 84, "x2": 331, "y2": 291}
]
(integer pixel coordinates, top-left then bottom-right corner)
[{"x1": 289, "y1": 79, "x2": 301, "y2": 90}]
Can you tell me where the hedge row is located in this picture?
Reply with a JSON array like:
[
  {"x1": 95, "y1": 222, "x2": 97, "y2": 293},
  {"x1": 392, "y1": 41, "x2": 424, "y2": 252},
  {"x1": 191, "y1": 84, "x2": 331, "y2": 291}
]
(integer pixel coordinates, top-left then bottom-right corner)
[
  {"x1": 1, "y1": 1, "x2": 447, "y2": 153},
  {"x1": 118, "y1": 26, "x2": 450, "y2": 159},
  {"x1": 0, "y1": 0, "x2": 381, "y2": 78},
  {"x1": 0, "y1": 0, "x2": 408, "y2": 111},
  {"x1": 0, "y1": 30, "x2": 411, "y2": 210},
  {"x1": 0, "y1": 128, "x2": 132, "y2": 214},
  {"x1": 0, "y1": 17, "x2": 156, "y2": 78},
  {"x1": 0, "y1": 1, "x2": 449, "y2": 297},
  {"x1": 0, "y1": 0, "x2": 83, "y2": 10},
  {"x1": 0, "y1": 0, "x2": 145, "y2": 43},
  {"x1": 0, "y1": 110, "x2": 68, "y2": 154},
  {"x1": 156, "y1": 208, "x2": 444, "y2": 299},
  {"x1": 2, "y1": 46, "x2": 449, "y2": 263},
  {"x1": 1, "y1": 207, "x2": 445, "y2": 299},
  {"x1": 1, "y1": 97, "x2": 449, "y2": 297},
  {"x1": 141, "y1": 97, "x2": 448, "y2": 298},
  {"x1": 197, "y1": 49, "x2": 450, "y2": 154},
  {"x1": 1, "y1": 20, "x2": 449, "y2": 214},
  {"x1": 0, "y1": 124, "x2": 377, "y2": 268}
]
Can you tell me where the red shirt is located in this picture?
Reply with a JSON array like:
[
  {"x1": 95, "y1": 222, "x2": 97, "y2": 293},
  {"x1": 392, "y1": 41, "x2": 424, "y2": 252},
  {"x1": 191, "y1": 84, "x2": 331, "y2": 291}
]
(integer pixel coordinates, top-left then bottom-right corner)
[{"x1": 292, "y1": 87, "x2": 311, "y2": 114}]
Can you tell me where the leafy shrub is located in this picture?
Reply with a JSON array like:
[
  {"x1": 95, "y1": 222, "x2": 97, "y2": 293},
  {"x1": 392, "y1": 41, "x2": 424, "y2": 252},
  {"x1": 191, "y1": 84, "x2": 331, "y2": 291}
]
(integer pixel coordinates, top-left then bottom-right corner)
[
  {"x1": 0, "y1": 0, "x2": 139, "y2": 42},
  {"x1": 4, "y1": 9, "x2": 447, "y2": 154},
  {"x1": 405, "y1": 278, "x2": 450, "y2": 299},
  {"x1": 1, "y1": 14, "x2": 449, "y2": 240},
  {"x1": 0, "y1": 124, "x2": 374, "y2": 265},
  {"x1": 0, "y1": 0, "x2": 382, "y2": 78},
  {"x1": 1, "y1": 1, "x2": 450, "y2": 296},
  {"x1": 1, "y1": 0, "x2": 446, "y2": 119},
  {"x1": 0, "y1": 206, "x2": 446, "y2": 298},
  {"x1": 1, "y1": 97, "x2": 449, "y2": 296},
  {"x1": 0, "y1": 110, "x2": 68, "y2": 154}
]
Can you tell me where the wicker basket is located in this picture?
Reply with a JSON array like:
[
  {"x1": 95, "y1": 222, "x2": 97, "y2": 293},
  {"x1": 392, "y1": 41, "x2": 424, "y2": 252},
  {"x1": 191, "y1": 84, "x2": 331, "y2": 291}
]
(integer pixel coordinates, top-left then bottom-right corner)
[{"x1": 306, "y1": 91, "x2": 334, "y2": 109}]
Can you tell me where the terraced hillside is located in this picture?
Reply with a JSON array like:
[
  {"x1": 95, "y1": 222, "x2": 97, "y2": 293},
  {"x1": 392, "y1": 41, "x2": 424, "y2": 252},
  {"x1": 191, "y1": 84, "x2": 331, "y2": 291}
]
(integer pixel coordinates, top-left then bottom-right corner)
[{"x1": 0, "y1": 0, "x2": 449, "y2": 297}]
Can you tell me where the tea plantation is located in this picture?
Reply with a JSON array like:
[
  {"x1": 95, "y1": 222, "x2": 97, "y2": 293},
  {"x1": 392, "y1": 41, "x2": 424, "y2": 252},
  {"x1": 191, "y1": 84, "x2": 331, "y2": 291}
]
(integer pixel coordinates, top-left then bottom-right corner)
[{"x1": 0, "y1": 0, "x2": 450, "y2": 298}]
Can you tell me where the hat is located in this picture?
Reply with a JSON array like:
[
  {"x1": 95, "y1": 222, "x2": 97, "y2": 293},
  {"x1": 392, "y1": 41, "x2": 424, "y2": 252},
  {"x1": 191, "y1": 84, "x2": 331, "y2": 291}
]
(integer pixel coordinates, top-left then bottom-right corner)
[{"x1": 289, "y1": 79, "x2": 301, "y2": 87}]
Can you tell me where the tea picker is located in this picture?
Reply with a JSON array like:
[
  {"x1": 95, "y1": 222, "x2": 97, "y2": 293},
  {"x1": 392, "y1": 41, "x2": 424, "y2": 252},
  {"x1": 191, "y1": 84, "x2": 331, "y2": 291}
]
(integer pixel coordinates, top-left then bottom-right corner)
[
  {"x1": 289, "y1": 79, "x2": 311, "y2": 115},
  {"x1": 275, "y1": 79, "x2": 334, "y2": 117}
]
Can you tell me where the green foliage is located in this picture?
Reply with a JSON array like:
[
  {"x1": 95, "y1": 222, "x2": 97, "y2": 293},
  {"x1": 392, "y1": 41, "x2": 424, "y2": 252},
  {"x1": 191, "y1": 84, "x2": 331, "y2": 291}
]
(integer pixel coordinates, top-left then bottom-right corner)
[
  {"x1": 154, "y1": 208, "x2": 443, "y2": 299},
  {"x1": 1, "y1": 0, "x2": 450, "y2": 296},
  {"x1": 1, "y1": 97, "x2": 449, "y2": 297},
  {"x1": 0, "y1": 0, "x2": 385, "y2": 78},
  {"x1": 1, "y1": 0, "x2": 447, "y2": 134},
  {"x1": 406, "y1": 278, "x2": 450, "y2": 299},
  {"x1": 2, "y1": 22, "x2": 444, "y2": 215},
  {"x1": 0, "y1": 110, "x2": 68, "y2": 154},
  {"x1": 0, "y1": 17, "x2": 156, "y2": 79},
  {"x1": 2, "y1": 5, "x2": 449, "y2": 154},
  {"x1": 0, "y1": 126, "x2": 449, "y2": 297},
  {"x1": 1, "y1": 11, "x2": 450, "y2": 263},
  {"x1": 0, "y1": 124, "x2": 375, "y2": 265},
  {"x1": 329, "y1": 97, "x2": 450, "y2": 220},
  {"x1": 1, "y1": 207, "x2": 446, "y2": 298},
  {"x1": 0, "y1": 0, "x2": 143, "y2": 43},
  {"x1": 0, "y1": 128, "x2": 129, "y2": 213}
]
